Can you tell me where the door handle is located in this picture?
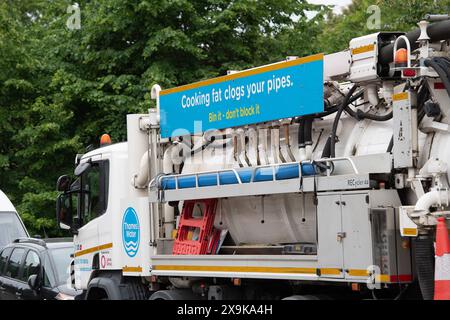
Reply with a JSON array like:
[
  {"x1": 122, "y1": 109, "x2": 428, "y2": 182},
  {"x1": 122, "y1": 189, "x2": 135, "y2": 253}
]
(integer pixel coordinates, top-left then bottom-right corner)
[{"x1": 337, "y1": 232, "x2": 346, "y2": 242}]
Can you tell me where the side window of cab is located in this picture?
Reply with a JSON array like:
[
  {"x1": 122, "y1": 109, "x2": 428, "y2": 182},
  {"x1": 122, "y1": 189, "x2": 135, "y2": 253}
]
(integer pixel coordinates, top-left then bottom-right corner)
[{"x1": 80, "y1": 161, "x2": 109, "y2": 225}]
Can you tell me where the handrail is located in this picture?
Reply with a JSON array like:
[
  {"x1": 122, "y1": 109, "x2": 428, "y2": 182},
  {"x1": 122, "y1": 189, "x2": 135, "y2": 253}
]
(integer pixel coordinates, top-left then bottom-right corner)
[
  {"x1": 155, "y1": 156, "x2": 359, "y2": 191},
  {"x1": 157, "y1": 167, "x2": 245, "y2": 189},
  {"x1": 392, "y1": 35, "x2": 412, "y2": 69}
]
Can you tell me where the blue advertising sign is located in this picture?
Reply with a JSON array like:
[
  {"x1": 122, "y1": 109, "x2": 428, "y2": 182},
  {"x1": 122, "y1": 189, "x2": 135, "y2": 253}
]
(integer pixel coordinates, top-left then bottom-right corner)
[{"x1": 159, "y1": 53, "x2": 324, "y2": 138}]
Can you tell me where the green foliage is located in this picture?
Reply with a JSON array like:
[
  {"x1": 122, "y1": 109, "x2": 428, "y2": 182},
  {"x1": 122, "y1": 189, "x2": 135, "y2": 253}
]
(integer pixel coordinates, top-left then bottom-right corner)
[
  {"x1": 317, "y1": 0, "x2": 450, "y2": 53},
  {"x1": 0, "y1": 0, "x2": 447, "y2": 236},
  {"x1": 0, "y1": 0, "x2": 82, "y2": 236}
]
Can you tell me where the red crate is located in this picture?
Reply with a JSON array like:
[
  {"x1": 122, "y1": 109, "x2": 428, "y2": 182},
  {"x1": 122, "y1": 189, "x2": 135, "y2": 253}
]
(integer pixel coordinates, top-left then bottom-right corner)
[{"x1": 173, "y1": 199, "x2": 217, "y2": 255}]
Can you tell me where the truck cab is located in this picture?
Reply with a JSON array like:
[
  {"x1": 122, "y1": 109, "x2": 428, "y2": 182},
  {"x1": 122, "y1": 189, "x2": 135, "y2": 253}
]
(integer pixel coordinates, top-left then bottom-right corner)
[
  {"x1": 0, "y1": 190, "x2": 29, "y2": 249},
  {"x1": 56, "y1": 140, "x2": 140, "y2": 295}
]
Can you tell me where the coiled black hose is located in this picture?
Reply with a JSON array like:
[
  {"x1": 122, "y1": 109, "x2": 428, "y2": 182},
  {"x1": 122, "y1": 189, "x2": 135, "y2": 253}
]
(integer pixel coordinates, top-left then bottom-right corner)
[
  {"x1": 356, "y1": 109, "x2": 393, "y2": 121},
  {"x1": 424, "y1": 58, "x2": 450, "y2": 98}
]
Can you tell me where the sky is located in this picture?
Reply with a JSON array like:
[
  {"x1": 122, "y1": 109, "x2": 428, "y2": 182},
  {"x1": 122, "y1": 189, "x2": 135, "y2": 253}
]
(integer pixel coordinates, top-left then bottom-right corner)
[{"x1": 308, "y1": 0, "x2": 353, "y2": 13}]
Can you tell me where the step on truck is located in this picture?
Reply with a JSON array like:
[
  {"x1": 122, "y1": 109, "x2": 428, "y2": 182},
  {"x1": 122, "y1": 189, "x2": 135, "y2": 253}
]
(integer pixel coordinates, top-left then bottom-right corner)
[{"x1": 56, "y1": 17, "x2": 450, "y2": 300}]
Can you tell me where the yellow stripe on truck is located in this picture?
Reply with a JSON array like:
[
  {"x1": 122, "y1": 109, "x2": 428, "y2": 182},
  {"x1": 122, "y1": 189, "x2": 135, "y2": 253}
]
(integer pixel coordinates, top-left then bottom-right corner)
[
  {"x1": 347, "y1": 269, "x2": 369, "y2": 277},
  {"x1": 74, "y1": 243, "x2": 113, "y2": 257},
  {"x1": 153, "y1": 265, "x2": 403, "y2": 283},
  {"x1": 376, "y1": 274, "x2": 390, "y2": 283},
  {"x1": 347, "y1": 270, "x2": 389, "y2": 282},
  {"x1": 319, "y1": 268, "x2": 342, "y2": 275},
  {"x1": 123, "y1": 266, "x2": 143, "y2": 273},
  {"x1": 351, "y1": 44, "x2": 375, "y2": 55},
  {"x1": 153, "y1": 265, "x2": 317, "y2": 274}
]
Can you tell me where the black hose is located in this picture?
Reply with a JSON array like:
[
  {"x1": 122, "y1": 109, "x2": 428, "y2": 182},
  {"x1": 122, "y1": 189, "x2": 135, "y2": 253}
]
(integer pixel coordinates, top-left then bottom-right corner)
[
  {"x1": 330, "y1": 84, "x2": 358, "y2": 158},
  {"x1": 424, "y1": 58, "x2": 450, "y2": 98},
  {"x1": 297, "y1": 118, "x2": 305, "y2": 148},
  {"x1": 179, "y1": 132, "x2": 232, "y2": 156},
  {"x1": 321, "y1": 136, "x2": 331, "y2": 159},
  {"x1": 316, "y1": 91, "x2": 364, "y2": 119},
  {"x1": 434, "y1": 56, "x2": 450, "y2": 71},
  {"x1": 344, "y1": 105, "x2": 359, "y2": 119},
  {"x1": 188, "y1": 137, "x2": 214, "y2": 155},
  {"x1": 414, "y1": 236, "x2": 435, "y2": 300},
  {"x1": 356, "y1": 109, "x2": 393, "y2": 121},
  {"x1": 304, "y1": 117, "x2": 313, "y2": 146},
  {"x1": 379, "y1": 20, "x2": 450, "y2": 65}
]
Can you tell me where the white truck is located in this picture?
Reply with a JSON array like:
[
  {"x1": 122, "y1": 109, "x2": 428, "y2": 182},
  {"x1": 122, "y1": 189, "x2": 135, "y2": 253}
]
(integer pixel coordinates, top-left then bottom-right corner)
[{"x1": 56, "y1": 17, "x2": 450, "y2": 300}]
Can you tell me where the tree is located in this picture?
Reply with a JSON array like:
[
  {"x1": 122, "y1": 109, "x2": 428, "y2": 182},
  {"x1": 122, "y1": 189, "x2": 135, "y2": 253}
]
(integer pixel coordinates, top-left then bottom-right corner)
[
  {"x1": 0, "y1": 0, "x2": 329, "y2": 236},
  {"x1": 0, "y1": 0, "x2": 82, "y2": 236},
  {"x1": 317, "y1": 0, "x2": 450, "y2": 54}
]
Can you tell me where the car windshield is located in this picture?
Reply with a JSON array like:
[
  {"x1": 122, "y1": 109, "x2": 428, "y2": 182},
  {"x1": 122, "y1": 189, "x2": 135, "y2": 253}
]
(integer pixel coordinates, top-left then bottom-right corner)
[
  {"x1": 0, "y1": 212, "x2": 27, "y2": 248},
  {"x1": 49, "y1": 246, "x2": 73, "y2": 285}
]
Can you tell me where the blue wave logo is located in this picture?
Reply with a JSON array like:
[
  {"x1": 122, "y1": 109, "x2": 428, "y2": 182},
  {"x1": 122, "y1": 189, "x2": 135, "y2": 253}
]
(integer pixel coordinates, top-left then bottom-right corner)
[{"x1": 122, "y1": 207, "x2": 140, "y2": 257}]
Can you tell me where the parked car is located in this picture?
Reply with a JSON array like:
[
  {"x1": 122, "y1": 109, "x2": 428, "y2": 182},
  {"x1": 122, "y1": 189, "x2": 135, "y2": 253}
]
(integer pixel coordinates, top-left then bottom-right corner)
[
  {"x1": 0, "y1": 238, "x2": 81, "y2": 300},
  {"x1": 0, "y1": 190, "x2": 29, "y2": 249}
]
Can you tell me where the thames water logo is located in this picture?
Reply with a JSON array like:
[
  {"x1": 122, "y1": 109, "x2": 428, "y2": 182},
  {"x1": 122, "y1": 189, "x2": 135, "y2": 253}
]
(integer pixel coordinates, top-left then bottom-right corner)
[{"x1": 122, "y1": 207, "x2": 140, "y2": 257}]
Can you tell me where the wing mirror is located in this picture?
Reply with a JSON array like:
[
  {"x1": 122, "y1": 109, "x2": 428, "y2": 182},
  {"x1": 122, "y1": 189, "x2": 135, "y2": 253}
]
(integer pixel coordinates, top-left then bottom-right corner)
[
  {"x1": 27, "y1": 274, "x2": 39, "y2": 291},
  {"x1": 56, "y1": 175, "x2": 72, "y2": 192},
  {"x1": 56, "y1": 193, "x2": 74, "y2": 231}
]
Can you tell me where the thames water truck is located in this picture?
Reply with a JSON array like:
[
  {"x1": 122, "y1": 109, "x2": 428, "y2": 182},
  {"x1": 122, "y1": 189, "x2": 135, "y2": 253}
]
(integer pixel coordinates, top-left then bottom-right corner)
[{"x1": 56, "y1": 17, "x2": 450, "y2": 300}]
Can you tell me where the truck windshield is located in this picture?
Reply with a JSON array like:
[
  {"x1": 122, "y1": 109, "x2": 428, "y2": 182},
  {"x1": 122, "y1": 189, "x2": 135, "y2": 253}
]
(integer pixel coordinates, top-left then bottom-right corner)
[{"x1": 0, "y1": 212, "x2": 27, "y2": 248}]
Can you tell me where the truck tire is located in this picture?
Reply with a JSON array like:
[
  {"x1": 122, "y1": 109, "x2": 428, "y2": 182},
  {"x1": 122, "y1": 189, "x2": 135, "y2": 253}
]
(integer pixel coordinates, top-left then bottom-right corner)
[
  {"x1": 86, "y1": 272, "x2": 148, "y2": 300},
  {"x1": 149, "y1": 289, "x2": 198, "y2": 300}
]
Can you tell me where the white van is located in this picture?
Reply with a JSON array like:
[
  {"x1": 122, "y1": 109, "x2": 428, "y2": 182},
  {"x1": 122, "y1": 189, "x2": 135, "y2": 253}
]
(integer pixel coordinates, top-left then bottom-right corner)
[{"x1": 0, "y1": 190, "x2": 29, "y2": 248}]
